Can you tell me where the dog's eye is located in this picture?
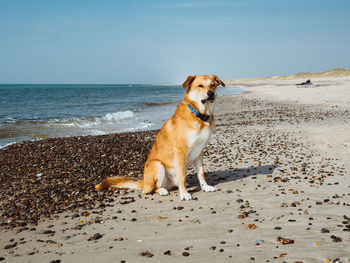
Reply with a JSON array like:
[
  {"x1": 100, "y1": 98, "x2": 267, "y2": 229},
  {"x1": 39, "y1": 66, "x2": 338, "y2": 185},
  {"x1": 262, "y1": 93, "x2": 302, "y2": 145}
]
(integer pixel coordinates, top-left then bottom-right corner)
[
  {"x1": 198, "y1": 84, "x2": 204, "y2": 88},
  {"x1": 210, "y1": 84, "x2": 215, "y2": 88}
]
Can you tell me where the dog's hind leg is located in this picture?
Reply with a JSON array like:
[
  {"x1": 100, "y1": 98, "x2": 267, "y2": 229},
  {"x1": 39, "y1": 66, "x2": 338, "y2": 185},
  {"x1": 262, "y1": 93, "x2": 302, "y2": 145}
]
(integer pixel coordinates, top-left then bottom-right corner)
[
  {"x1": 155, "y1": 162, "x2": 170, "y2": 196},
  {"x1": 142, "y1": 160, "x2": 165, "y2": 195}
]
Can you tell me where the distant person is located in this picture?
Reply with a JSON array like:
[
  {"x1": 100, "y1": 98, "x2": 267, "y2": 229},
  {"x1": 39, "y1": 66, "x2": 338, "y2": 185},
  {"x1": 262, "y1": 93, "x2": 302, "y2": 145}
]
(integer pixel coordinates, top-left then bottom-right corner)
[{"x1": 297, "y1": 79, "x2": 312, "y2": 86}]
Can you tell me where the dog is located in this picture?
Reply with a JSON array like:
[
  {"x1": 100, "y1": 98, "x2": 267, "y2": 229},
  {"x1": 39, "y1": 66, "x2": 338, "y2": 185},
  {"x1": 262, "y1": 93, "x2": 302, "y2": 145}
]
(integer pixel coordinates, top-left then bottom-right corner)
[{"x1": 95, "y1": 75, "x2": 225, "y2": 200}]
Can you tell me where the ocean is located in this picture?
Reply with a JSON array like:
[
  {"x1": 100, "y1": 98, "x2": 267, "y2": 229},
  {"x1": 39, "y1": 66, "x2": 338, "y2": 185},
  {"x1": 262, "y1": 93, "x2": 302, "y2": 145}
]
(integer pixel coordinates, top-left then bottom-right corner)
[{"x1": 0, "y1": 84, "x2": 242, "y2": 148}]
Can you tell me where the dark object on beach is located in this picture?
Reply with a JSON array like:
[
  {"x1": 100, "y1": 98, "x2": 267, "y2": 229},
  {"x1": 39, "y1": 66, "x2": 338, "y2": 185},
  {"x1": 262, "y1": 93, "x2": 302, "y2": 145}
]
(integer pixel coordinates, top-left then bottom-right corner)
[
  {"x1": 277, "y1": 236, "x2": 294, "y2": 244},
  {"x1": 297, "y1": 79, "x2": 312, "y2": 86},
  {"x1": 140, "y1": 251, "x2": 153, "y2": 258},
  {"x1": 330, "y1": 235, "x2": 342, "y2": 242},
  {"x1": 88, "y1": 233, "x2": 103, "y2": 241},
  {"x1": 182, "y1": 252, "x2": 190, "y2": 257}
]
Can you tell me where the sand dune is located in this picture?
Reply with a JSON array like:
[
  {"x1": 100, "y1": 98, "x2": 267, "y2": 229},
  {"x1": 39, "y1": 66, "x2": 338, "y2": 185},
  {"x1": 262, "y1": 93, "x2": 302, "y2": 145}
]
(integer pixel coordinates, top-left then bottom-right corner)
[{"x1": 226, "y1": 68, "x2": 350, "y2": 83}]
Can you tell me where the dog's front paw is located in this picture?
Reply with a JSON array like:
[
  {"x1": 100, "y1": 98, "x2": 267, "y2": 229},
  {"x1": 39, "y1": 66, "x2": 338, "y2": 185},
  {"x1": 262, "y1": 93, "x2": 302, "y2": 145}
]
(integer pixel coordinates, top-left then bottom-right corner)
[
  {"x1": 202, "y1": 185, "x2": 216, "y2": 192},
  {"x1": 180, "y1": 191, "x2": 192, "y2": 201},
  {"x1": 157, "y1": 188, "x2": 169, "y2": 196}
]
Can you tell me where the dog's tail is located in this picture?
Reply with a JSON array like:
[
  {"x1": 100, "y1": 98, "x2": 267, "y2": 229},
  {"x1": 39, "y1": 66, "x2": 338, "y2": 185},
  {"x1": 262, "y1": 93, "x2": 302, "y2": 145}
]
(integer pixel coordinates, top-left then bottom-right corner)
[{"x1": 95, "y1": 176, "x2": 143, "y2": 190}]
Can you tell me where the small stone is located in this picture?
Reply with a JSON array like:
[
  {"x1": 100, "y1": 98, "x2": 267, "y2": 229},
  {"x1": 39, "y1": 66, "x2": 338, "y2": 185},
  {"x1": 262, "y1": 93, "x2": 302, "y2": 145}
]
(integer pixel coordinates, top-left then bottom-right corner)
[
  {"x1": 274, "y1": 226, "x2": 282, "y2": 230},
  {"x1": 88, "y1": 233, "x2": 103, "y2": 241},
  {"x1": 330, "y1": 235, "x2": 342, "y2": 242},
  {"x1": 182, "y1": 252, "x2": 190, "y2": 257},
  {"x1": 255, "y1": 240, "x2": 264, "y2": 245},
  {"x1": 140, "y1": 251, "x2": 153, "y2": 258},
  {"x1": 82, "y1": 211, "x2": 90, "y2": 217},
  {"x1": 72, "y1": 213, "x2": 80, "y2": 218},
  {"x1": 163, "y1": 250, "x2": 171, "y2": 255},
  {"x1": 277, "y1": 236, "x2": 294, "y2": 244},
  {"x1": 248, "y1": 224, "x2": 257, "y2": 229},
  {"x1": 4, "y1": 243, "x2": 17, "y2": 249},
  {"x1": 321, "y1": 228, "x2": 330, "y2": 233}
]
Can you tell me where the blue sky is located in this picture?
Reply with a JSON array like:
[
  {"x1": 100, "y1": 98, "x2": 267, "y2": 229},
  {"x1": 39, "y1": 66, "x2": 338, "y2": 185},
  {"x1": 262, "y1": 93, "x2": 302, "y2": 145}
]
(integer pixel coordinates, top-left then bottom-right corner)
[{"x1": 0, "y1": 0, "x2": 349, "y2": 84}]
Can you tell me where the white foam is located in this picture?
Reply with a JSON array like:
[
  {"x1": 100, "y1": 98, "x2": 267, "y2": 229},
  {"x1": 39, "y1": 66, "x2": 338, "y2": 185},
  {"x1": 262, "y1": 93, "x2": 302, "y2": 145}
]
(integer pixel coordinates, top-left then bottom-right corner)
[{"x1": 102, "y1": 110, "x2": 134, "y2": 121}]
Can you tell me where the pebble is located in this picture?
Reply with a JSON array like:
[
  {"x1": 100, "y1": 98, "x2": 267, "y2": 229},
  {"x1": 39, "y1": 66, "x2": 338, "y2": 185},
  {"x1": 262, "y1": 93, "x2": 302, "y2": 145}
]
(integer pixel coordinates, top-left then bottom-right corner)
[
  {"x1": 255, "y1": 240, "x2": 264, "y2": 245},
  {"x1": 4, "y1": 243, "x2": 17, "y2": 249},
  {"x1": 330, "y1": 235, "x2": 342, "y2": 242},
  {"x1": 277, "y1": 236, "x2": 294, "y2": 245},
  {"x1": 321, "y1": 228, "x2": 330, "y2": 233},
  {"x1": 88, "y1": 233, "x2": 103, "y2": 241},
  {"x1": 140, "y1": 251, "x2": 153, "y2": 258},
  {"x1": 182, "y1": 252, "x2": 190, "y2": 257}
]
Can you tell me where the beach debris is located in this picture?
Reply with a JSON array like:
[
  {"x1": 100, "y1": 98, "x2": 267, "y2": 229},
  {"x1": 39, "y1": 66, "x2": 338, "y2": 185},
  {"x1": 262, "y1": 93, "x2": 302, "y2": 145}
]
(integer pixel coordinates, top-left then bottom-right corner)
[
  {"x1": 88, "y1": 233, "x2": 103, "y2": 241},
  {"x1": 255, "y1": 240, "x2": 264, "y2": 246},
  {"x1": 330, "y1": 235, "x2": 342, "y2": 242},
  {"x1": 38, "y1": 229, "x2": 55, "y2": 235},
  {"x1": 277, "y1": 236, "x2": 294, "y2": 245},
  {"x1": 4, "y1": 243, "x2": 17, "y2": 249},
  {"x1": 140, "y1": 251, "x2": 153, "y2": 258},
  {"x1": 163, "y1": 250, "x2": 171, "y2": 255},
  {"x1": 321, "y1": 228, "x2": 330, "y2": 233},
  {"x1": 156, "y1": 216, "x2": 168, "y2": 222},
  {"x1": 248, "y1": 223, "x2": 257, "y2": 229},
  {"x1": 182, "y1": 252, "x2": 190, "y2": 257}
]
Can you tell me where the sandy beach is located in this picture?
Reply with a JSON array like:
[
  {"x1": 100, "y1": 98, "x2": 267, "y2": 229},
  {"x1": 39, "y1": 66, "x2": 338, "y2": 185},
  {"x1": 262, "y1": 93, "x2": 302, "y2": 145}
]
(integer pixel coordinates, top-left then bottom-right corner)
[{"x1": 1, "y1": 73, "x2": 350, "y2": 263}]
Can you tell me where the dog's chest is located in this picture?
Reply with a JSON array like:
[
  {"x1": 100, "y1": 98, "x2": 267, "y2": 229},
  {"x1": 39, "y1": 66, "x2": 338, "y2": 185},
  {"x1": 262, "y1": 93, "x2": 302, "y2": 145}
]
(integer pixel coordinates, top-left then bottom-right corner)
[{"x1": 186, "y1": 126, "x2": 212, "y2": 163}]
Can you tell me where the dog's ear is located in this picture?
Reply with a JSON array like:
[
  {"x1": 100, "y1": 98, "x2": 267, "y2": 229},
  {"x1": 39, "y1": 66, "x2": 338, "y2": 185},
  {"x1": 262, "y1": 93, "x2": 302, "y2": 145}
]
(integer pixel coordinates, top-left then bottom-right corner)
[
  {"x1": 182, "y1": 75, "x2": 196, "y2": 89},
  {"x1": 211, "y1": 75, "x2": 225, "y2": 87}
]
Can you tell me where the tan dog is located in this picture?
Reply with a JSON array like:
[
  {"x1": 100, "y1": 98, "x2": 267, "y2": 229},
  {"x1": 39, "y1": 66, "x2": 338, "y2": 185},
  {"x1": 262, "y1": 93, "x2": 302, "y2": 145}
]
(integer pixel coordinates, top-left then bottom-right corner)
[{"x1": 95, "y1": 75, "x2": 225, "y2": 200}]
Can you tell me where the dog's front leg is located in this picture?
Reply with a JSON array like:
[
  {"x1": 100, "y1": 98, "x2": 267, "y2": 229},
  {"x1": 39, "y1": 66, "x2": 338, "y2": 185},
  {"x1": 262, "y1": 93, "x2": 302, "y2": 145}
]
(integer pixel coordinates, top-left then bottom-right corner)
[
  {"x1": 176, "y1": 152, "x2": 192, "y2": 201},
  {"x1": 195, "y1": 155, "x2": 216, "y2": 192}
]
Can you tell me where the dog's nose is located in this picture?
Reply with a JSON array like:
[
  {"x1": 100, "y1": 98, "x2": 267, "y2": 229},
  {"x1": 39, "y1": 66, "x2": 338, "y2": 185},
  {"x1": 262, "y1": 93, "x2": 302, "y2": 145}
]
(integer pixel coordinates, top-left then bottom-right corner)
[{"x1": 207, "y1": 91, "x2": 214, "y2": 97}]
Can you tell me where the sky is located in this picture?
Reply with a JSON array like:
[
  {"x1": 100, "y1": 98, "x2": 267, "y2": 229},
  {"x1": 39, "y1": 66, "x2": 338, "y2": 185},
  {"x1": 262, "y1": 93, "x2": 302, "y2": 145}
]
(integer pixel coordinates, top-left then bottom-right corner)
[{"x1": 0, "y1": 0, "x2": 349, "y2": 84}]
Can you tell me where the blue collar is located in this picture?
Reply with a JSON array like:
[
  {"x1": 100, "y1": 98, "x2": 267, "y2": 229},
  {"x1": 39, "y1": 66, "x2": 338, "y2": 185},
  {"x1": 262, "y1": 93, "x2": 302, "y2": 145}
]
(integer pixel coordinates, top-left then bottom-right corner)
[{"x1": 187, "y1": 104, "x2": 211, "y2": 122}]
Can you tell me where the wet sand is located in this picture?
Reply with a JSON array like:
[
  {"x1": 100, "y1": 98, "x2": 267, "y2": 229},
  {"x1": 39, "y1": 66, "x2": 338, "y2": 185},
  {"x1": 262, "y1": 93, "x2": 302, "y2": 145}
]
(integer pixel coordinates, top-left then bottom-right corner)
[{"x1": 1, "y1": 76, "x2": 350, "y2": 263}]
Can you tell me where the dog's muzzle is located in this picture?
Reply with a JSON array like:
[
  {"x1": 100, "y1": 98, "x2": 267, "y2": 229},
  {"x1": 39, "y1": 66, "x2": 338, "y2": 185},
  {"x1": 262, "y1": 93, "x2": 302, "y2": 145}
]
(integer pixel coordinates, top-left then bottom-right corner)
[{"x1": 201, "y1": 91, "x2": 215, "y2": 104}]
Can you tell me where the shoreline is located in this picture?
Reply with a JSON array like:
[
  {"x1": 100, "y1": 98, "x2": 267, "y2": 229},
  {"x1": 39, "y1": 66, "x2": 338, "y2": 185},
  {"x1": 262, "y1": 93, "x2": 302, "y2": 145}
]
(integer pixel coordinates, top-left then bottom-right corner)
[
  {"x1": 0, "y1": 85, "x2": 243, "y2": 150},
  {"x1": 1, "y1": 77, "x2": 350, "y2": 262}
]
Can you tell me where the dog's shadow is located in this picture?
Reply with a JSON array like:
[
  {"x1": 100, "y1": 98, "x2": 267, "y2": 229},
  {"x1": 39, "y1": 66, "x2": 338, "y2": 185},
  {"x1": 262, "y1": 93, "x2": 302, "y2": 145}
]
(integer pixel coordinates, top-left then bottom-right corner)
[{"x1": 186, "y1": 164, "x2": 278, "y2": 191}]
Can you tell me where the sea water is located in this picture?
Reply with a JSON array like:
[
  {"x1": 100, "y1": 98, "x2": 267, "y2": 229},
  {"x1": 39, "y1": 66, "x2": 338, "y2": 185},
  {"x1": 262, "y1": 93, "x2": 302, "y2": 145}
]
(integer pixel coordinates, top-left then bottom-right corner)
[{"x1": 0, "y1": 84, "x2": 242, "y2": 148}]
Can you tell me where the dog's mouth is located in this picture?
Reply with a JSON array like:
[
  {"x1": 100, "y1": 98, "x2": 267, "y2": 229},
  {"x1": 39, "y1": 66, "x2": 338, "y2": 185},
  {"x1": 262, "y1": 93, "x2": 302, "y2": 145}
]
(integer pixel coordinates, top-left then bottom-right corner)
[{"x1": 201, "y1": 97, "x2": 215, "y2": 104}]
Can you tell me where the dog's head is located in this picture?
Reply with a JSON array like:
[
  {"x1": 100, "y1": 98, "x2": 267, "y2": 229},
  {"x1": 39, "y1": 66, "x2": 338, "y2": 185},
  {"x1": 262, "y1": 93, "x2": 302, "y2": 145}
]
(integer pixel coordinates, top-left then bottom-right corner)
[{"x1": 182, "y1": 74, "x2": 225, "y2": 113}]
